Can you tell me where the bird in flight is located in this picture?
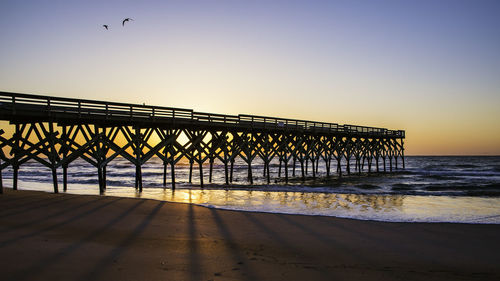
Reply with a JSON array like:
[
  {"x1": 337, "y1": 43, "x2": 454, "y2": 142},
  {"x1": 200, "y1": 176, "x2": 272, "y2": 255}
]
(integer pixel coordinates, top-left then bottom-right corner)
[
  {"x1": 122, "y1": 18, "x2": 133, "y2": 26},
  {"x1": 103, "y1": 24, "x2": 109, "y2": 30}
]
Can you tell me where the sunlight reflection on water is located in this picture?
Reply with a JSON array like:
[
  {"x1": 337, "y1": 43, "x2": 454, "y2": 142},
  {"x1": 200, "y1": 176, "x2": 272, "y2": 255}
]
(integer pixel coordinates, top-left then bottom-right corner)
[{"x1": 11, "y1": 180, "x2": 500, "y2": 224}]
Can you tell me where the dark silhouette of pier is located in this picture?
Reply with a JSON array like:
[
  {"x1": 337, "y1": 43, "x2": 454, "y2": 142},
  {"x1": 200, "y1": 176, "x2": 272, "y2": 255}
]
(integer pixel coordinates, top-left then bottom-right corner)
[{"x1": 0, "y1": 91, "x2": 405, "y2": 194}]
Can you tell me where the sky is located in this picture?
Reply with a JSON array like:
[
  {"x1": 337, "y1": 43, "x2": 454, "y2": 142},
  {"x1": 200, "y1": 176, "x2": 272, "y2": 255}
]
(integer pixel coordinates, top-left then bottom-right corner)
[{"x1": 0, "y1": 0, "x2": 499, "y2": 155}]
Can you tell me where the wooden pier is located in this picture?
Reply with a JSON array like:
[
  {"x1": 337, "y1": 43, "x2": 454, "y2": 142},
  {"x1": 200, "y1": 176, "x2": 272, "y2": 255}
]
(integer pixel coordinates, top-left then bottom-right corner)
[{"x1": 0, "y1": 91, "x2": 405, "y2": 194}]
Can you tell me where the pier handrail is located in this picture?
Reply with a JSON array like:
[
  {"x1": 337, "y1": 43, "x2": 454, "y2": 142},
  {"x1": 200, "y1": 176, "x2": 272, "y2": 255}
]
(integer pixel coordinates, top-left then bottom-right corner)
[
  {"x1": 238, "y1": 114, "x2": 404, "y2": 137},
  {"x1": 0, "y1": 91, "x2": 404, "y2": 138},
  {"x1": 193, "y1": 111, "x2": 240, "y2": 124},
  {"x1": 238, "y1": 114, "x2": 340, "y2": 131},
  {"x1": 0, "y1": 91, "x2": 194, "y2": 120}
]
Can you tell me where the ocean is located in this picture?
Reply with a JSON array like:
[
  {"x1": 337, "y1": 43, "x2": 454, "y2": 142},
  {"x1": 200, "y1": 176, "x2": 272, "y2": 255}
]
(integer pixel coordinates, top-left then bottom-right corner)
[{"x1": 2, "y1": 156, "x2": 500, "y2": 224}]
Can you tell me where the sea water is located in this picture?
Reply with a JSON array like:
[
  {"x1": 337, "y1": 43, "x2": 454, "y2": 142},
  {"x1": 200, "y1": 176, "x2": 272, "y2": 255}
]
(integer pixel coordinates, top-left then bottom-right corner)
[{"x1": 2, "y1": 156, "x2": 500, "y2": 224}]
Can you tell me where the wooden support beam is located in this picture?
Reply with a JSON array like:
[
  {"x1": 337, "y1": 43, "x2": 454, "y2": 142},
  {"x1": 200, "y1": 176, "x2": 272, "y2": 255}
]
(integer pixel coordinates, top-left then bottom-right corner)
[
  {"x1": 230, "y1": 159, "x2": 234, "y2": 183},
  {"x1": 95, "y1": 124, "x2": 105, "y2": 193},
  {"x1": 209, "y1": 159, "x2": 214, "y2": 183},
  {"x1": 199, "y1": 154, "x2": 204, "y2": 188},
  {"x1": 102, "y1": 165, "x2": 107, "y2": 190},
  {"x1": 61, "y1": 125, "x2": 68, "y2": 191},
  {"x1": 135, "y1": 165, "x2": 142, "y2": 191},
  {"x1": 163, "y1": 161, "x2": 167, "y2": 187},
  {"x1": 383, "y1": 156, "x2": 387, "y2": 173},
  {"x1": 266, "y1": 162, "x2": 271, "y2": 184},
  {"x1": 0, "y1": 130, "x2": 6, "y2": 193},
  {"x1": 325, "y1": 157, "x2": 331, "y2": 177},
  {"x1": 189, "y1": 161, "x2": 193, "y2": 183},
  {"x1": 311, "y1": 158, "x2": 316, "y2": 178},
  {"x1": 134, "y1": 127, "x2": 143, "y2": 192},
  {"x1": 51, "y1": 167, "x2": 59, "y2": 194},
  {"x1": 300, "y1": 159, "x2": 305, "y2": 180},
  {"x1": 223, "y1": 151, "x2": 229, "y2": 185},
  {"x1": 13, "y1": 166, "x2": 18, "y2": 190},
  {"x1": 248, "y1": 163, "x2": 253, "y2": 184},
  {"x1": 48, "y1": 122, "x2": 59, "y2": 193},
  {"x1": 389, "y1": 155, "x2": 393, "y2": 172},
  {"x1": 98, "y1": 166, "x2": 104, "y2": 194},
  {"x1": 170, "y1": 151, "x2": 176, "y2": 190},
  {"x1": 12, "y1": 123, "x2": 19, "y2": 190},
  {"x1": 358, "y1": 158, "x2": 362, "y2": 175},
  {"x1": 278, "y1": 159, "x2": 282, "y2": 178},
  {"x1": 402, "y1": 139, "x2": 406, "y2": 169},
  {"x1": 0, "y1": 159, "x2": 3, "y2": 194},
  {"x1": 284, "y1": 152, "x2": 288, "y2": 184},
  {"x1": 63, "y1": 165, "x2": 68, "y2": 191},
  {"x1": 337, "y1": 157, "x2": 342, "y2": 178}
]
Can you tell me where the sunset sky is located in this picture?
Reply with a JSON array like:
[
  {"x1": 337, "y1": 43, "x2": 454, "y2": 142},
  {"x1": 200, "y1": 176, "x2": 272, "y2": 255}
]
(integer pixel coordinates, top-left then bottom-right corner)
[{"x1": 1, "y1": 0, "x2": 499, "y2": 155}]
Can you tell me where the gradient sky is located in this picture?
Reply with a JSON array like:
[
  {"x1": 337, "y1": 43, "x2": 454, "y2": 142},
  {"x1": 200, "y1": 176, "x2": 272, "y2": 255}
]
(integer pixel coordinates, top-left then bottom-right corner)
[{"x1": 1, "y1": 0, "x2": 499, "y2": 155}]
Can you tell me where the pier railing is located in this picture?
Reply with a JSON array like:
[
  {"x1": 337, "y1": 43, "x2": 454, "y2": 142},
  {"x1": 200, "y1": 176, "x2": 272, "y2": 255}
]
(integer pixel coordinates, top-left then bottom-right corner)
[{"x1": 0, "y1": 91, "x2": 404, "y2": 138}]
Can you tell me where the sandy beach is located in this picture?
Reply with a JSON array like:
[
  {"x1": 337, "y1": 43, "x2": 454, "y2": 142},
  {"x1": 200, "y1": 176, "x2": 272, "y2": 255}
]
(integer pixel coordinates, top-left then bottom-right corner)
[{"x1": 1, "y1": 188, "x2": 499, "y2": 281}]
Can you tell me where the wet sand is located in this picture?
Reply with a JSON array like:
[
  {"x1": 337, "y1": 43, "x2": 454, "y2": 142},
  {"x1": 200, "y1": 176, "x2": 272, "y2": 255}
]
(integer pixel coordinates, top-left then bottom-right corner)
[{"x1": 0, "y1": 188, "x2": 499, "y2": 281}]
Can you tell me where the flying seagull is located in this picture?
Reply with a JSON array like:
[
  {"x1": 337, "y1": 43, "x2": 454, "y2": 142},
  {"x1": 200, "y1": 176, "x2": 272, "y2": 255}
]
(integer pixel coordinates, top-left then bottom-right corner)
[
  {"x1": 122, "y1": 18, "x2": 133, "y2": 26},
  {"x1": 103, "y1": 24, "x2": 109, "y2": 30}
]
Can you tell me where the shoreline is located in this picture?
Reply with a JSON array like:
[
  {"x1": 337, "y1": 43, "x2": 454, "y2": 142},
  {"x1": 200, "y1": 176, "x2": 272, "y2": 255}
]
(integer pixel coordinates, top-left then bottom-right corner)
[
  {"x1": 4, "y1": 182, "x2": 500, "y2": 224},
  {"x1": 1, "y1": 188, "x2": 500, "y2": 281},
  {"x1": 5, "y1": 186, "x2": 495, "y2": 226}
]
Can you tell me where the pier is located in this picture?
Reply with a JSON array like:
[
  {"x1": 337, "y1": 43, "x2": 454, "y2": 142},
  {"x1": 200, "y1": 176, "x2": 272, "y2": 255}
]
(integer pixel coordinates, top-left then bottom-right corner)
[{"x1": 0, "y1": 91, "x2": 405, "y2": 194}]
